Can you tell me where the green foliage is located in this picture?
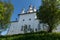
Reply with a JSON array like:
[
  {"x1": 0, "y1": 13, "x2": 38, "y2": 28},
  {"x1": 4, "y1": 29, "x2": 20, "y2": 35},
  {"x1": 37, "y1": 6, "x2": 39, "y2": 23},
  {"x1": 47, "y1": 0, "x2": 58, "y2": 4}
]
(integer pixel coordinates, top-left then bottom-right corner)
[
  {"x1": 37, "y1": 0, "x2": 60, "y2": 32},
  {"x1": 0, "y1": 1, "x2": 14, "y2": 29},
  {"x1": 0, "y1": 32, "x2": 60, "y2": 40}
]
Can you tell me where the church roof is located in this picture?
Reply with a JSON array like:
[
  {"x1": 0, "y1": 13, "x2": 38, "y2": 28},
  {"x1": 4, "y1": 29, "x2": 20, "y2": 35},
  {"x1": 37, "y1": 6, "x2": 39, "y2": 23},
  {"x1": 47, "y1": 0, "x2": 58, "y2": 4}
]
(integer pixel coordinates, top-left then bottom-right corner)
[
  {"x1": 18, "y1": 12, "x2": 36, "y2": 16},
  {"x1": 10, "y1": 21, "x2": 18, "y2": 23}
]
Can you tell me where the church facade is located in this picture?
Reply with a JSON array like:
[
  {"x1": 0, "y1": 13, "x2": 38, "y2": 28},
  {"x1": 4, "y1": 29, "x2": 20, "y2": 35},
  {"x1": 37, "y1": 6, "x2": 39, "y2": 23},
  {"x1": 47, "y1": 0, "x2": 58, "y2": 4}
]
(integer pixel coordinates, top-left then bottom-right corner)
[{"x1": 7, "y1": 5, "x2": 49, "y2": 35}]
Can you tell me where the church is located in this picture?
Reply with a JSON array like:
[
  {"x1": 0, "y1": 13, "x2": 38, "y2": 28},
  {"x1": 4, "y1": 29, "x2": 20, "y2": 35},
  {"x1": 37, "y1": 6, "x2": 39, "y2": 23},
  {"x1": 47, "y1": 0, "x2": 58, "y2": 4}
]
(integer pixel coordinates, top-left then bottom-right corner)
[{"x1": 7, "y1": 5, "x2": 49, "y2": 35}]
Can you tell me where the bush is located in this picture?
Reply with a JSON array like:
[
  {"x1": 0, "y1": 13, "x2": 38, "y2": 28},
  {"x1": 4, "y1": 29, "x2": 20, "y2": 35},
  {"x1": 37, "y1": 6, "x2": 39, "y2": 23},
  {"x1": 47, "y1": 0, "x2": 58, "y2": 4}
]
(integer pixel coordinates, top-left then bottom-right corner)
[{"x1": 0, "y1": 31, "x2": 60, "y2": 40}]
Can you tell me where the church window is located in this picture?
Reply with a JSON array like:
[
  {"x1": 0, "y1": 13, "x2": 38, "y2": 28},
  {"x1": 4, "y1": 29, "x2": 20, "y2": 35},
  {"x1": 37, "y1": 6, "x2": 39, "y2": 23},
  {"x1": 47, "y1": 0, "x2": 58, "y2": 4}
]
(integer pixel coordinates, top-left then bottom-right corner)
[
  {"x1": 28, "y1": 25, "x2": 31, "y2": 31},
  {"x1": 23, "y1": 19, "x2": 25, "y2": 21},
  {"x1": 29, "y1": 18, "x2": 31, "y2": 20},
  {"x1": 35, "y1": 28, "x2": 37, "y2": 32},
  {"x1": 21, "y1": 26, "x2": 23, "y2": 31},
  {"x1": 29, "y1": 25, "x2": 30, "y2": 26}
]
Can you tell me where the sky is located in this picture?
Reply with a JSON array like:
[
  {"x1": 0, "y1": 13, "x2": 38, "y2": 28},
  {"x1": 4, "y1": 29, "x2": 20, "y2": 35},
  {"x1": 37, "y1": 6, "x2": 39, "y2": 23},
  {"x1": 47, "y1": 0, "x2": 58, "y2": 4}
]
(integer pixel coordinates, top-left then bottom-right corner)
[{"x1": 1, "y1": 0, "x2": 42, "y2": 35}]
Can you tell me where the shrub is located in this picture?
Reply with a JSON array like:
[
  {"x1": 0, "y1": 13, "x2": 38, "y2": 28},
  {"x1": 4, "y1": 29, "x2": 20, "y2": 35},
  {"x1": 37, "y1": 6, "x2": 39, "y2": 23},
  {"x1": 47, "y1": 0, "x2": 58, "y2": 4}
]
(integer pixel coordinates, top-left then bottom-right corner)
[{"x1": 0, "y1": 32, "x2": 60, "y2": 40}]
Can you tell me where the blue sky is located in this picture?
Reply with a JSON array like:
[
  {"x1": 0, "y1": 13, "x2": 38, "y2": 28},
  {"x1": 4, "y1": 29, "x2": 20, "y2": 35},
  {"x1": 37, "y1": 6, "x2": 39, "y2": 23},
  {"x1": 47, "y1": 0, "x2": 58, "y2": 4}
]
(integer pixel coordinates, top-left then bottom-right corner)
[{"x1": 11, "y1": 0, "x2": 42, "y2": 21}]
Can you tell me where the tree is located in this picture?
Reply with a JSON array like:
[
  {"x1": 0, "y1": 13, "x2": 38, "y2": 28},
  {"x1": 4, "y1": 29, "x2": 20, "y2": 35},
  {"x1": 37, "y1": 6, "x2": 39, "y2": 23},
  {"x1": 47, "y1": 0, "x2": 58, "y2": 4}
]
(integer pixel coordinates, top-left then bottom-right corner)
[
  {"x1": 0, "y1": 0, "x2": 14, "y2": 34},
  {"x1": 37, "y1": 0, "x2": 60, "y2": 32}
]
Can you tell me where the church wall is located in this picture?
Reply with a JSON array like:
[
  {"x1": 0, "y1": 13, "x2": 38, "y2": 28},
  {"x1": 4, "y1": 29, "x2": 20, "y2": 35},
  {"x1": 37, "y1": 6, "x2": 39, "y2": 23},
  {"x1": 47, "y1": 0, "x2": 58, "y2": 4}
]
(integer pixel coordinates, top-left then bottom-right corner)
[
  {"x1": 18, "y1": 13, "x2": 39, "y2": 33},
  {"x1": 7, "y1": 12, "x2": 49, "y2": 35},
  {"x1": 7, "y1": 22, "x2": 19, "y2": 35}
]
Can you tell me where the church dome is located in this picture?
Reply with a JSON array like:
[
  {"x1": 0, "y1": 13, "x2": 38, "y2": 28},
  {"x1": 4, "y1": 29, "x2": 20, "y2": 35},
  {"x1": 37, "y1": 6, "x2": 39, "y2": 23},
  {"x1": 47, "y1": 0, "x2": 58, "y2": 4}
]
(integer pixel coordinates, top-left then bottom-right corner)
[
  {"x1": 29, "y1": 4, "x2": 33, "y2": 10},
  {"x1": 27, "y1": 4, "x2": 33, "y2": 13},
  {"x1": 33, "y1": 6, "x2": 37, "y2": 12}
]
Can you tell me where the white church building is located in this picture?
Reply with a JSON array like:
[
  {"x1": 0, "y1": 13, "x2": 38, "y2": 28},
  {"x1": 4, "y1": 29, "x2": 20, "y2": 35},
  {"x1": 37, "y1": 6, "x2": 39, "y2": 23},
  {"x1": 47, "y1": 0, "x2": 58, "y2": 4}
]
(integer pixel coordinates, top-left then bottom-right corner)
[{"x1": 7, "y1": 5, "x2": 49, "y2": 35}]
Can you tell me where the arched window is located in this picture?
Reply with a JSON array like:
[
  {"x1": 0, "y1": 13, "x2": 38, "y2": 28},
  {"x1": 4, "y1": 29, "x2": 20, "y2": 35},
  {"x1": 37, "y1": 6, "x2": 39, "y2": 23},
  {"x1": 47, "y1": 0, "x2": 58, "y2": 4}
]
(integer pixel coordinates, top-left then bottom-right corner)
[
  {"x1": 29, "y1": 18, "x2": 31, "y2": 20},
  {"x1": 21, "y1": 26, "x2": 23, "y2": 31},
  {"x1": 23, "y1": 19, "x2": 25, "y2": 21}
]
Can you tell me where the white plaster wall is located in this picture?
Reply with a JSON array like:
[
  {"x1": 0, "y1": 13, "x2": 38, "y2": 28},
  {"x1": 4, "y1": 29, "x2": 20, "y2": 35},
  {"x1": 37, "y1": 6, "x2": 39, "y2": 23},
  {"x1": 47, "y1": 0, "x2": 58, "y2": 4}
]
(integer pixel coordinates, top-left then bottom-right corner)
[
  {"x1": 18, "y1": 13, "x2": 39, "y2": 32},
  {"x1": 7, "y1": 22, "x2": 19, "y2": 35}
]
